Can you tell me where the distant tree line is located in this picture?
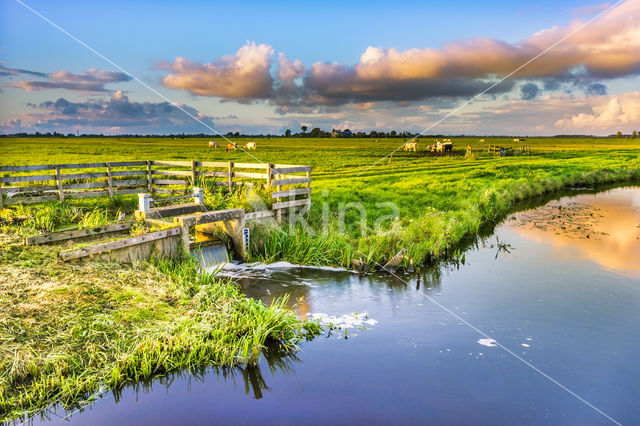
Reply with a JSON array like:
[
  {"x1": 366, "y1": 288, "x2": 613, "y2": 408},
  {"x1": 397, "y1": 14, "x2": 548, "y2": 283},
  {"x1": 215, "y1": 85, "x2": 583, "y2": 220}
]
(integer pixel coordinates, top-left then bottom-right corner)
[{"x1": 2, "y1": 129, "x2": 638, "y2": 139}]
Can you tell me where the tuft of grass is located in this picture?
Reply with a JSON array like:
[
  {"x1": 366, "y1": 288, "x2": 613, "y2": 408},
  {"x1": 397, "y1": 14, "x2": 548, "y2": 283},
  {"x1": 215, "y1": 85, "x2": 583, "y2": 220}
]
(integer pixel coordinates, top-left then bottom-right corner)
[{"x1": 0, "y1": 237, "x2": 318, "y2": 423}]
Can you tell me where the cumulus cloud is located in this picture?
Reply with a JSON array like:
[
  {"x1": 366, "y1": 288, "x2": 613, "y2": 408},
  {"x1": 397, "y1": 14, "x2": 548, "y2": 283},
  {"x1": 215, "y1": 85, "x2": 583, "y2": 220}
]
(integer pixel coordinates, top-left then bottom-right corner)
[
  {"x1": 555, "y1": 91, "x2": 640, "y2": 131},
  {"x1": 158, "y1": 1, "x2": 639, "y2": 111},
  {"x1": 161, "y1": 42, "x2": 274, "y2": 101},
  {"x1": 0, "y1": 90, "x2": 215, "y2": 134}
]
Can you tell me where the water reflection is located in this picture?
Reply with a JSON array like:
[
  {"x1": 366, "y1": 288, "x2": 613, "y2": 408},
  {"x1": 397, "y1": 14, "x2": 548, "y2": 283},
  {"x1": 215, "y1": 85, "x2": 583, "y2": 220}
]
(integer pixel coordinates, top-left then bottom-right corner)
[
  {"x1": 508, "y1": 187, "x2": 640, "y2": 278},
  {"x1": 232, "y1": 266, "x2": 443, "y2": 318}
]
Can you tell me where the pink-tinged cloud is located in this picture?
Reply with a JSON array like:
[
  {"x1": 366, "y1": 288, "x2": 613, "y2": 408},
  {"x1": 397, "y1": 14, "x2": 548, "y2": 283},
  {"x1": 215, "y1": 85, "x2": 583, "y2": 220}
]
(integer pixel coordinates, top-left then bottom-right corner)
[
  {"x1": 9, "y1": 67, "x2": 131, "y2": 93},
  {"x1": 161, "y1": 42, "x2": 274, "y2": 101},
  {"x1": 302, "y1": 0, "x2": 640, "y2": 105},
  {"x1": 555, "y1": 91, "x2": 640, "y2": 131},
  {"x1": 159, "y1": 1, "x2": 639, "y2": 110}
]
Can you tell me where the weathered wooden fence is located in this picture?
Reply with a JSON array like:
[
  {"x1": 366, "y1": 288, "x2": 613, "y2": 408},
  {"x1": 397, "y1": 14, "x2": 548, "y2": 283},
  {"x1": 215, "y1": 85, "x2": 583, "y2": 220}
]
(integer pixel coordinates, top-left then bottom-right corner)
[{"x1": 0, "y1": 160, "x2": 312, "y2": 217}]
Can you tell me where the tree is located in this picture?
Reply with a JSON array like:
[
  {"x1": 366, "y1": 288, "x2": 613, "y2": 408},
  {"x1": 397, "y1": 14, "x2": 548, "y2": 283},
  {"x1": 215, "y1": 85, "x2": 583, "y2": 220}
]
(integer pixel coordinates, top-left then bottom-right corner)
[
  {"x1": 284, "y1": 129, "x2": 291, "y2": 137},
  {"x1": 310, "y1": 127, "x2": 321, "y2": 137},
  {"x1": 632, "y1": 130, "x2": 637, "y2": 139},
  {"x1": 301, "y1": 125, "x2": 307, "y2": 135},
  {"x1": 616, "y1": 131, "x2": 622, "y2": 138}
]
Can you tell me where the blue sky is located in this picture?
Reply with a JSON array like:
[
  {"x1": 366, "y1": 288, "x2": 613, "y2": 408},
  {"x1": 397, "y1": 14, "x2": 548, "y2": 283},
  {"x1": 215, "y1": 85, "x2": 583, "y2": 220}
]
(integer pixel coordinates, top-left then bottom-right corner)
[{"x1": 1, "y1": 0, "x2": 639, "y2": 135}]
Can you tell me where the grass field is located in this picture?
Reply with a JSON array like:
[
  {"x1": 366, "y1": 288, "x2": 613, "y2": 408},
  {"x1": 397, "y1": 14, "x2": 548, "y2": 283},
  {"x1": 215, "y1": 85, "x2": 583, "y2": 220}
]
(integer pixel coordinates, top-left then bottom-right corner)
[
  {"x1": 2, "y1": 136, "x2": 639, "y2": 264},
  {"x1": 1, "y1": 136, "x2": 639, "y2": 421}
]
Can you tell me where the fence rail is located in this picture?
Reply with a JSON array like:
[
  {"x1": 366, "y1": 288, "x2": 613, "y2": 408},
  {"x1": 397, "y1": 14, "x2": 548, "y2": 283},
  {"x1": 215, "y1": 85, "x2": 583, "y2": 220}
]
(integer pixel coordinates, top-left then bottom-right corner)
[{"x1": 0, "y1": 160, "x2": 312, "y2": 216}]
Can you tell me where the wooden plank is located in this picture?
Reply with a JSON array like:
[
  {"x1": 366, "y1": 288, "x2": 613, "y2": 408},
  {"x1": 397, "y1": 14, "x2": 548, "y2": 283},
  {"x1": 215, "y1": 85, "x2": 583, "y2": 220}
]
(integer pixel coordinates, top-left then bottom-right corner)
[
  {"x1": 63, "y1": 181, "x2": 108, "y2": 190},
  {"x1": 151, "y1": 160, "x2": 192, "y2": 167},
  {"x1": 59, "y1": 227, "x2": 181, "y2": 261},
  {"x1": 112, "y1": 179, "x2": 148, "y2": 187},
  {"x1": 228, "y1": 161, "x2": 233, "y2": 189},
  {"x1": 1, "y1": 185, "x2": 58, "y2": 193},
  {"x1": 271, "y1": 188, "x2": 310, "y2": 198},
  {"x1": 110, "y1": 170, "x2": 147, "y2": 177},
  {"x1": 232, "y1": 172, "x2": 267, "y2": 179},
  {"x1": 0, "y1": 174, "x2": 56, "y2": 183},
  {"x1": 59, "y1": 172, "x2": 108, "y2": 180},
  {"x1": 153, "y1": 179, "x2": 187, "y2": 185},
  {"x1": 114, "y1": 188, "x2": 146, "y2": 196},
  {"x1": 146, "y1": 160, "x2": 153, "y2": 192},
  {"x1": 153, "y1": 170, "x2": 192, "y2": 176},
  {"x1": 245, "y1": 210, "x2": 275, "y2": 220},
  {"x1": 4, "y1": 194, "x2": 59, "y2": 205},
  {"x1": 271, "y1": 177, "x2": 311, "y2": 186},
  {"x1": 57, "y1": 162, "x2": 107, "y2": 170},
  {"x1": 0, "y1": 164, "x2": 57, "y2": 172},
  {"x1": 273, "y1": 166, "x2": 312, "y2": 174},
  {"x1": 199, "y1": 171, "x2": 229, "y2": 178},
  {"x1": 154, "y1": 187, "x2": 174, "y2": 194},
  {"x1": 108, "y1": 161, "x2": 148, "y2": 167},
  {"x1": 143, "y1": 203, "x2": 205, "y2": 220},
  {"x1": 55, "y1": 167, "x2": 65, "y2": 203},
  {"x1": 198, "y1": 161, "x2": 228, "y2": 168},
  {"x1": 106, "y1": 162, "x2": 114, "y2": 199},
  {"x1": 26, "y1": 221, "x2": 136, "y2": 245},
  {"x1": 272, "y1": 198, "x2": 311, "y2": 210},
  {"x1": 0, "y1": 161, "x2": 148, "y2": 172},
  {"x1": 176, "y1": 208, "x2": 244, "y2": 228},
  {"x1": 233, "y1": 162, "x2": 268, "y2": 169},
  {"x1": 65, "y1": 190, "x2": 110, "y2": 199}
]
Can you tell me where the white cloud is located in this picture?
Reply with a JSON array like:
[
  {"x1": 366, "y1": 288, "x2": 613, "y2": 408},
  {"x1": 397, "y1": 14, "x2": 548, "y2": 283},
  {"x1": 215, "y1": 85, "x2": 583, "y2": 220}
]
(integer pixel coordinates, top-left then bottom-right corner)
[
  {"x1": 555, "y1": 91, "x2": 640, "y2": 131},
  {"x1": 161, "y1": 42, "x2": 274, "y2": 101}
]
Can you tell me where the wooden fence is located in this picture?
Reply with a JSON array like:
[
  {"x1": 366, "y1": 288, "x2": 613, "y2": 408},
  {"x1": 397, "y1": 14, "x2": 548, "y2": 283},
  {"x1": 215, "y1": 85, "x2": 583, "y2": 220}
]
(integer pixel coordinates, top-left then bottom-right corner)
[{"x1": 0, "y1": 160, "x2": 312, "y2": 214}]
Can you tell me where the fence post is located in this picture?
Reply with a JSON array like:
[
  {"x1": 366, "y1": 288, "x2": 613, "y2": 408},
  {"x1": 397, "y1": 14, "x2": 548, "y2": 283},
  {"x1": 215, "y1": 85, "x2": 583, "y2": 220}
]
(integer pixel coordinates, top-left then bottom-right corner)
[
  {"x1": 193, "y1": 187, "x2": 204, "y2": 204},
  {"x1": 191, "y1": 160, "x2": 197, "y2": 186},
  {"x1": 106, "y1": 162, "x2": 114, "y2": 199},
  {"x1": 55, "y1": 166, "x2": 65, "y2": 203},
  {"x1": 228, "y1": 161, "x2": 233, "y2": 189},
  {"x1": 146, "y1": 160, "x2": 153, "y2": 193},
  {"x1": 0, "y1": 182, "x2": 4, "y2": 209},
  {"x1": 276, "y1": 173, "x2": 282, "y2": 223},
  {"x1": 266, "y1": 163, "x2": 272, "y2": 188},
  {"x1": 304, "y1": 167, "x2": 312, "y2": 213},
  {"x1": 138, "y1": 193, "x2": 150, "y2": 215}
]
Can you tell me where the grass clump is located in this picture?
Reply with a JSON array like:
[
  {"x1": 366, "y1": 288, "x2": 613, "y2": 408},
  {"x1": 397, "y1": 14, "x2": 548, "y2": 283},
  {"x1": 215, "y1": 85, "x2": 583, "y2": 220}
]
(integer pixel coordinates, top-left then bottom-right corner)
[{"x1": 0, "y1": 235, "x2": 317, "y2": 423}]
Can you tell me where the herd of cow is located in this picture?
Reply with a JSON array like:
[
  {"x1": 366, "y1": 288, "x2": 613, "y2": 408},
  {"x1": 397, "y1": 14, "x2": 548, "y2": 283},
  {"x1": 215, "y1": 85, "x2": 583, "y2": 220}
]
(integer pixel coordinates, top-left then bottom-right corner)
[
  {"x1": 402, "y1": 138, "x2": 525, "y2": 154},
  {"x1": 208, "y1": 141, "x2": 257, "y2": 152},
  {"x1": 403, "y1": 139, "x2": 453, "y2": 153}
]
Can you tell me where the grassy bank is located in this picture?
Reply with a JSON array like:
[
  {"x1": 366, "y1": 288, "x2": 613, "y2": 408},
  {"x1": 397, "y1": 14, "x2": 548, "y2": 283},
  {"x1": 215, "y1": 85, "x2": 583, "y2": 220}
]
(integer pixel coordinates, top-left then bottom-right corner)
[{"x1": 0, "y1": 235, "x2": 318, "y2": 423}]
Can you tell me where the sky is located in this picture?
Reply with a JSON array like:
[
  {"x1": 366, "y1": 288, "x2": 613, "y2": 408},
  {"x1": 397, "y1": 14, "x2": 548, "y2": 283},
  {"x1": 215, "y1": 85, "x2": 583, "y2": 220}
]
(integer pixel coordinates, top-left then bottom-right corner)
[{"x1": 0, "y1": 0, "x2": 639, "y2": 136}]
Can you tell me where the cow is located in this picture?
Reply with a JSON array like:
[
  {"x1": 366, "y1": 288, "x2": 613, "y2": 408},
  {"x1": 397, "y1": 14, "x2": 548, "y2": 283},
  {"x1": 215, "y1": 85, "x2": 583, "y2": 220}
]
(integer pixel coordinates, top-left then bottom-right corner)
[
  {"x1": 436, "y1": 141, "x2": 453, "y2": 153},
  {"x1": 479, "y1": 139, "x2": 485, "y2": 143},
  {"x1": 245, "y1": 142, "x2": 257, "y2": 150},
  {"x1": 208, "y1": 141, "x2": 219, "y2": 148},
  {"x1": 513, "y1": 138, "x2": 526, "y2": 142},
  {"x1": 225, "y1": 143, "x2": 237, "y2": 152},
  {"x1": 403, "y1": 142, "x2": 417, "y2": 152}
]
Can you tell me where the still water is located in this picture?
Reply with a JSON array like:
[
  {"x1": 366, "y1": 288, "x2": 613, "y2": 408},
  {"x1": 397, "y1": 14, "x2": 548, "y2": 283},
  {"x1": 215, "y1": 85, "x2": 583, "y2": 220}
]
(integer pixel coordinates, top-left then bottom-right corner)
[{"x1": 35, "y1": 187, "x2": 640, "y2": 425}]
